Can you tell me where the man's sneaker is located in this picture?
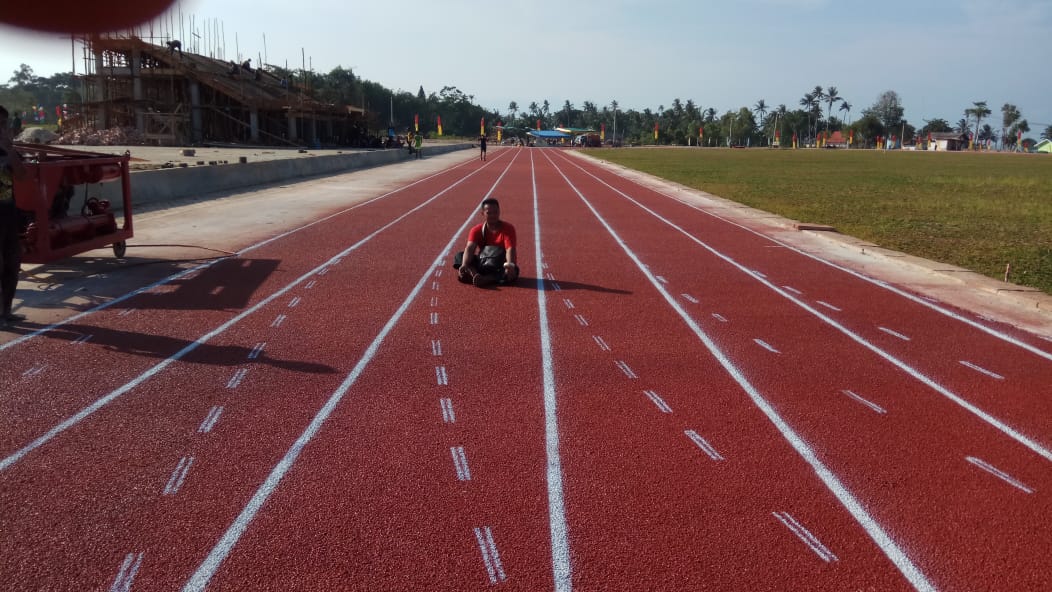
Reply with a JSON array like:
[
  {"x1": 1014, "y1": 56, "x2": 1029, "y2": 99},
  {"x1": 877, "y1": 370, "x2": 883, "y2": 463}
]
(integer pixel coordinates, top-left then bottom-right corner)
[{"x1": 473, "y1": 273, "x2": 496, "y2": 288}]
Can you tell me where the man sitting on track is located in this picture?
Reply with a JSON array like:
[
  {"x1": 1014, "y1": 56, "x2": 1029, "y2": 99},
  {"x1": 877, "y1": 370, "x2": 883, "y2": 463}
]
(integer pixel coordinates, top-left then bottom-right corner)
[{"x1": 456, "y1": 198, "x2": 519, "y2": 287}]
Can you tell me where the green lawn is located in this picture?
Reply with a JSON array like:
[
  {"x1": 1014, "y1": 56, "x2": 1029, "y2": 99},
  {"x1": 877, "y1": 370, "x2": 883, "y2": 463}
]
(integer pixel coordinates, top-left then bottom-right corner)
[{"x1": 589, "y1": 147, "x2": 1052, "y2": 294}]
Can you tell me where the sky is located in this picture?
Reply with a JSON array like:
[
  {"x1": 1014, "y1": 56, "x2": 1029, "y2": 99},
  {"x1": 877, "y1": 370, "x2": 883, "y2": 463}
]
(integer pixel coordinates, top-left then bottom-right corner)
[{"x1": 2, "y1": 0, "x2": 1050, "y2": 132}]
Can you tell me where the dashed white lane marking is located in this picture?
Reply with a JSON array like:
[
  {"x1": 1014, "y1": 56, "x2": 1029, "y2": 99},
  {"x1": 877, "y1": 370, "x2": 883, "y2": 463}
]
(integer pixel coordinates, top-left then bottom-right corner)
[
  {"x1": 615, "y1": 360, "x2": 638, "y2": 379},
  {"x1": 573, "y1": 314, "x2": 588, "y2": 326},
  {"x1": 959, "y1": 360, "x2": 1004, "y2": 380},
  {"x1": 431, "y1": 339, "x2": 443, "y2": 356},
  {"x1": 434, "y1": 268, "x2": 444, "y2": 277},
  {"x1": 772, "y1": 511, "x2": 839, "y2": 563},
  {"x1": 551, "y1": 281, "x2": 562, "y2": 291},
  {"x1": 198, "y1": 406, "x2": 224, "y2": 433},
  {"x1": 878, "y1": 327, "x2": 912, "y2": 341},
  {"x1": 840, "y1": 390, "x2": 887, "y2": 414},
  {"x1": 117, "y1": 308, "x2": 135, "y2": 317},
  {"x1": 592, "y1": 335, "x2": 611, "y2": 351},
  {"x1": 545, "y1": 272, "x2": 555, "y2": 281},
  {"x1": 966, "y1": 456, "x2": 1034, "y2": 494},
  {"x1": 305, "y1": 280, "x2": 317, "y2": 290},
  {"x1": 226, "y1": 368, "x2": 248, "y2": 389},
  {"x1": 643, "y1": 390, "x2": 672, "y2": 413},
  {"x1": 440, "y1": 398, "x2": 456, "y2": 423},
  {"x1": 711, "y1": 313, "x2": 728, "y2": 323},
  {"x1": 782, "y1": 286, "x2": 803, "y2": 295},
  {"x1": 22, "y1": 363, "x2": 46, "y2": 377},
  {"x1": 163, "y1": 456, "x2": 195, "y2": 495},
  {"x1": 816, "y1": 300, "x2": 841, "y2": 312},
  {"x1": 270, "y1": 314, "x2": 287, "y2": 328},
  {"x1": 656, "y1": 275, "x2": 669, "y2": 284},
  {"x1": 332, "y1": 257, "x2": 343, "y2": 265},
  {"x1": 681, "y1": 294, "x2": 699, "y2": 303},
  {"x1": 287, "y1": 296, "x2": 302, "y2": 308},
  {"x1": 684, "y1": 430, "x2": 724, "y2": 461},
  {"x1": 210, "y1": 286, "x2": 224, "y2": 296},
  {"x1": 430, "y1": 296, "x2": 438, "y2": 307},
  {"x1": 431, "y1": 281, "x2": 440, "y2": 291},
  {"x1": 72, "y1": 333, "x2": 93, "y2": 345},
  {"x1": 563, "y1": 298, "x2": 575, "y2": 310},
  {"x1": 451, "y1": 446, "x2": 472, "y2": 481},
  {"x1": 317, "y1": 267, "x2": 330, "y2": 276},
  {"x1": 474, "y1": 526, "x2": 508, "y2": 584},
  {"x1": 435, "y1": 365, "x2": 449, "y2": 386},
  {"x1": 751, "y1": 270, "x2": 767, "y2": 279},
  {"x1": 110, "y1": 552, "x2": 144, "y2": 592},
  {"x1": 754, "y1": 339, "x2": 780, "y2": 354},
  {"x1": 430, "y1": 312, "x2": 439, "y2": 325},
  {"x1": 247, "y1": 342, "x2": 266, "y2": 360}
]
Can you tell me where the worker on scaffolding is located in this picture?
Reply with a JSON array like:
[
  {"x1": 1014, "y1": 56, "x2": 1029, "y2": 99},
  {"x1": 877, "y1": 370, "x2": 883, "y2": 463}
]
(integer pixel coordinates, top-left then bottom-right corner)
[{"x1": 0, "y1": 105, "x2": 27, "y2": 324}]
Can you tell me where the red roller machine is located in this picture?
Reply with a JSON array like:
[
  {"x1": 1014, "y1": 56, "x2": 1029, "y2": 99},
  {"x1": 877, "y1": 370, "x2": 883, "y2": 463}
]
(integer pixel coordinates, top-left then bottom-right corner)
[{"x1": 12, "y1": 143, "x2": 134, "y2": 263}]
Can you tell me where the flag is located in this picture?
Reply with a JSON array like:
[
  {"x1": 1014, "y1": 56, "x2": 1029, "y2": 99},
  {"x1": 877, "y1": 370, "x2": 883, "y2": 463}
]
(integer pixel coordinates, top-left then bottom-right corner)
[
  {"x1": 497, "y1": 121, "x2": 502, "y2": 143},
  {"x1": 700, "y1": 126, "x2": 704, "y2": 139},
  {"x1": 600, "y1": 123, "x2": 606, "y2": 142},
  {"x1": 654, "y1": 121, "x2": 659, "y2": 140},
  {"x1": 480, "y1": 117, "x2": 485, "y2": 137},
  {"x1": 414, "y1": 113, "x2": 419, "y2": 132},
  {"x1": 537, "y1": 119, "x2": 541, "y2": 131},
  {"x1": 437, "y1": 115, "x2": 443, "y2": 136}
]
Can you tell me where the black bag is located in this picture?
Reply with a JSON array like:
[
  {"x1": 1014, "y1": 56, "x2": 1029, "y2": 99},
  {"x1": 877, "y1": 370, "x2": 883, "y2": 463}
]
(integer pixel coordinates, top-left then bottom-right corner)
[
  {"x1": 477, "y1": 245, "x2": 506, "y2": 275},
  {"x1": 452, "y1": 250, "x2": 464, "y2": 269}
]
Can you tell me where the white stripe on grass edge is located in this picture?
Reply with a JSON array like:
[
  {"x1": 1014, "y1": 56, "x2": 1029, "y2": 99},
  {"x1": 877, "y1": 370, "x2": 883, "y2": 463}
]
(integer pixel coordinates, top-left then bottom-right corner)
[
  {"x1": 530, "y1": 151, "x2": 573, "y2": 591},
  {"x1": 543, "y1": 150, "x2": 934, "y2": 592},
  {"x1": 181, "y1": 150, "x2": 523, "y2": 592},
  {"x1": 0, "y1": 158, "x2": 497, "y2": 475}
]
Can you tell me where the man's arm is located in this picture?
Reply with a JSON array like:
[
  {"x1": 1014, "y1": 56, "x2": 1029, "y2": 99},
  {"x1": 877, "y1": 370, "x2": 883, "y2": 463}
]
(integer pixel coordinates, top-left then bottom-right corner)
[
  {"x1": 461, "y1": 240, "x2": 478, "y2": 269},
  {"x1": 503, "y1": 246, "x2": 518, "y2": 281}
]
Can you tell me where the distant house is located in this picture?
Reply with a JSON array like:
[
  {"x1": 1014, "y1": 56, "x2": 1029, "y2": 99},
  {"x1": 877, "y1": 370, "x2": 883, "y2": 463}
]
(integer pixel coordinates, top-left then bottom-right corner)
[
  {"x1": 928, "y1": 132, "x2": 969, "y2": 151},
  {"x1": 825, "y1": 130, "x2": 848, "y2": 148}
]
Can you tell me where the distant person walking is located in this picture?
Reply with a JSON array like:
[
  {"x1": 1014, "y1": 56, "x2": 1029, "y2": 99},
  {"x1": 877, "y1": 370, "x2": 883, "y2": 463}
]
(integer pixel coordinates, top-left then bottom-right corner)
[{"x1": 479, "y1": 135, "x2": 487, "y2": 161}]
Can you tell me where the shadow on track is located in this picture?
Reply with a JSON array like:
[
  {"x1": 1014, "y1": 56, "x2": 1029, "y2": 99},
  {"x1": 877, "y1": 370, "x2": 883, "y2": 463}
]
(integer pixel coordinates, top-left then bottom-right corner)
[{"x1": 474, "y1": 276, "x2": 631, "y2": 294}]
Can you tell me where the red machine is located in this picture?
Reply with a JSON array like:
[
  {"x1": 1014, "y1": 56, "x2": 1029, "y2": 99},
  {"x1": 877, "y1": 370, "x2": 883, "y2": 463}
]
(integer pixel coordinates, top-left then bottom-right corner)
[{"x1": 12, "y1": 143, "x2": 134, "y2": 263}]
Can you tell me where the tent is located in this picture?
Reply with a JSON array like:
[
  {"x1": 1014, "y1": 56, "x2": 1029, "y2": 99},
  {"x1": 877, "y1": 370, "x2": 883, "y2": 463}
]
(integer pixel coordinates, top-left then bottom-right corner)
[{"x1": 1036, "y1": 139, "x2": 1052, "y2": 153}]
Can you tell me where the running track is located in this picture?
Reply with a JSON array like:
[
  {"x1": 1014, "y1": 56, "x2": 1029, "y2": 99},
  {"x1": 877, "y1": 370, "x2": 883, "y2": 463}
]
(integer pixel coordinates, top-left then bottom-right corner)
[{"x1": 2, "y1": 147, "x2": 1051, "y2": 591}]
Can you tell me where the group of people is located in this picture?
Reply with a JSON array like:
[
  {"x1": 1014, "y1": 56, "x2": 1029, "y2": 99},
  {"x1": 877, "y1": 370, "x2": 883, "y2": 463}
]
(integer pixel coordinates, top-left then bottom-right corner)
[{"x1": 0, "y1": 105, "x2": 25, "y2": 325}]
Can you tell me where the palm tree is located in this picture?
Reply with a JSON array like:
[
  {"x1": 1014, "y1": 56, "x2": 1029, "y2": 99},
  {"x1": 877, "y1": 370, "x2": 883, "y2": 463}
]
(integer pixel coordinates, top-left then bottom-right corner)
[
  {"x1": 1042, "y1": 125, "x2": 1052, "y2": 140},
  {"x1": 753, "y1": 99, "x2": 768, "y2": 144},
  {"x1": 824, "y1": 86, "x2": 841, "y2": 133},
  {"x1": 799, "y1": 92, "x2": 815, "y2": 143},
  {"x1": 956, "y1": 118, "x2": 970, "y2": 134},
  {"x1": 508, "y1": 101, "x2": 518, "y2": 125},
  {"x1": 968, "y1": 101, "x2": 991, "y2": 149},
  {"x1": 811, "y1": 85, "x2": 825, "y2": 140},
  {"x1": 839, "y1": 101, "x2": 852, "y2": 126}
]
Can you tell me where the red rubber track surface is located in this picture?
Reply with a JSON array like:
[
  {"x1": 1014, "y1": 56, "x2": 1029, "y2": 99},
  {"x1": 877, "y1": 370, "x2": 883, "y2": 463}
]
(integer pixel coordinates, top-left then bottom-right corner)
[{"x1": 1, "y1": 147, "x2": 1050, "y2": 591}]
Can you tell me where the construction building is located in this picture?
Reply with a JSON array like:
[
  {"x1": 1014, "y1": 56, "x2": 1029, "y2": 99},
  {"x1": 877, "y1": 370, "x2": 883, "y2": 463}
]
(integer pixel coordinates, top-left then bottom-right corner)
[{"x1": 76, "y1": 34, "x2": 367, "y2": 146}]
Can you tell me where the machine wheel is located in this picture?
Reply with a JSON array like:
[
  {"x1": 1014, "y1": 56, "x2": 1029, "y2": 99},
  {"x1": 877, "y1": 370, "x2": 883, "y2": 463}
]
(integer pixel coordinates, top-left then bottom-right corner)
[{"x1": 113, "y1": 241, "x2": 127, "y2": 258}]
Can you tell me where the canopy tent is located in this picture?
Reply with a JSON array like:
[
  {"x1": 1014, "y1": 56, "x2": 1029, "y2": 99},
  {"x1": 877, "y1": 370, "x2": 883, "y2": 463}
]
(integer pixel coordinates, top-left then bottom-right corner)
[
  {"x1": 1036, "y1": 139, "x2": 1052, "y2": 153},
  {"x1": 554, "y1": 127, "x2": 597, "y2": 135},
  {"x1": 527, "y1": 130, "x2": 571, "y2": 139}
]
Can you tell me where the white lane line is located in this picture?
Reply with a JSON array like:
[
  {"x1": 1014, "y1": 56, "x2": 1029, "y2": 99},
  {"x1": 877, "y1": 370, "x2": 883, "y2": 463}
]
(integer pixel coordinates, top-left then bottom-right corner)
[
  {"x1": 430, "y1": 312, "x2": 439, "y2": 325},
  {"x1": 226, "y1": 368, "x2": 248, "y2": 389},
  {"x1": 684, "y1": 430, "x2": 724, "y2": 461},
  {"x1": 783, "y1": 286, "x2": 803, "y2": 295},
  {"x1": 615, "y1": 360, "x2": 638, "y2": 379},
  {"x1": 474, "y1": 526, "x2": 508, "y2": 585},
  {"x1": 451, "y1": 446, "x2": 472, "y2": 481},
  {"x1": 431, "y1": 280, "x2": 440, "y2": 291},
  {"x1": 440, "y1": 398, "x2": 456, "y2": 424},
  {"x1": 181, "y1": 154, "x2": 522, "y2": 592},
  {"x1": 656, "y1": 275, "x2": 669, "y2": 284},
  {"x1": 198, "y1": 406, "x2": 224, "y2": 434},
  {"x1": 305, "y1": 280, "x2": 317, "y2": 290},
  {"x1": 751, "y1": 270, "x2": 767, "y2": 279},
  {"x1": 966, "y1": 456, "x2": 1034, "y2": 494},
  {"x1": 22, "y1": 363, "x2": 46, "y2": 377},
  {"x1": 573, "y1": 314, "x2": 588, "y2": 326},
  {"x1": 878, "y1": 327, "x2": 912, "y2": 341},
  {"x1": 430, "y1": 296, "x2": 438, "y2": 307},
  {"x1": 332, "y1": 257, "x2": 343, "y2": 266},
  {"x1": 551, "y1": 281, "x2": 562, "y2": 291},
  {"x1": 287, "y1": 296, "x2": 301, "y2": 308},
  {"x1": 816, "y1": 300, "x2": 841, "y2": 312},
  {"x1": 754, "y1": 339, "x2": 781, "y2": 354},
  {"x1": 117, "y1": 308, "x2": 135, "y2": 317},
  {"x1": 840, "y1": 390, "x2": 887, "y2": 415},
  {"x1": 547, "y1": 151, "x2": 934, "y2": 591},
  {"x1": 592, "y1": 335, "x2": 611, "y2": 351},
  {"x1": 681, "y1": 294, "x2": 699, "y2": 303},
  {"x1": 711, "y1": 313, "x2": 728, "y2": 323},
  {"x1": 959, "y1": 360, "x2": 1005, "y2": 380},
  {"x1": 163, "y1": 456, "x2": 195, "y2": 495},
  {"x1": 529, "y1": 152, "x2": 572, "y2": 591},
  {"x1": 772, "y1": 511, "x2": 839, "y2": 563},
  {"x1": 435, "y1": 366, "x2": 449, "y2": 386},
  {"x1": 317, "y1": 267, "x2": 329, "y2": 276},
  {"x1": 431, "y1": 339, "x2": 443, "y2": 356},
  {"x1": 247, "y1": 342, "x2": 266, "y2": 360},
  {"x1": 110, "y1": 552, "x2": 144, "y2": 592},
  {"x1": 72, "y1": 333, "x2": 93, "y2": 345},
  {"x1": 563, "y1": 298, "x2": 575, "y2": 310},
  {"x1": 435, "y1": 268, "x2": 444, "y2": 277},
  {"x1": 642, "y1": 390, "x2": 672, "y2": 413},
  {"x1": 270, "y1": 314, "x2": 287, "y2": 328}
]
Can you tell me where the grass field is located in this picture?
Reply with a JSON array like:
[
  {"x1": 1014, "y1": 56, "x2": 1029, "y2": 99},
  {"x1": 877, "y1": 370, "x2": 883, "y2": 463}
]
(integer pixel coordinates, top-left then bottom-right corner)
[{"x1": 590, "y1": 147, "x2": 1052, "y2": 295}]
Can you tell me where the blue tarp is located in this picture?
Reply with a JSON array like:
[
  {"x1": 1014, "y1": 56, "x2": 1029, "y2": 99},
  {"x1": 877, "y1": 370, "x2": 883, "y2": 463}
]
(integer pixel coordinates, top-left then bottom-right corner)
[{"x1": 527, "y1": 130, "x2": 571, "y2": 139}]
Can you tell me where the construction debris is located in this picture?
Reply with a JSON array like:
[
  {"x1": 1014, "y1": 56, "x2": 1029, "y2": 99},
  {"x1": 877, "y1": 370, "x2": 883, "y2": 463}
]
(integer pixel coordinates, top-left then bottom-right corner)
[{"x1": 54, "y1": 126, "x2": 146, "y2": 146}]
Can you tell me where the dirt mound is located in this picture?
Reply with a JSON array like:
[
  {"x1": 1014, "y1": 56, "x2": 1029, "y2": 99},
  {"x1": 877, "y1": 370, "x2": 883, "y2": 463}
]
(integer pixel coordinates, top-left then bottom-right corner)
[
  {"x1": 54, "y1": 126, "x2": 147, "y2": 146},
  {"x1": 15, "y1": 127, "x2": 59, "y2": 143}
]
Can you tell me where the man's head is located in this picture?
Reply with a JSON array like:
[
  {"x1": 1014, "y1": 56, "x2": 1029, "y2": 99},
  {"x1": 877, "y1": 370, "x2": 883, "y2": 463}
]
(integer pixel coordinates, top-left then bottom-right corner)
[{"x1": 480, "y1": 198, "x2": 501, "y2": 225}]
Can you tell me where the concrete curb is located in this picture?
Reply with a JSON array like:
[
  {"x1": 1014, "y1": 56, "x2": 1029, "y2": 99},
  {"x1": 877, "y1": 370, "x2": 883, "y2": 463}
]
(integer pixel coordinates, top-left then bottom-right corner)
[{"x1": 100, "y1": 143, "x2": 472, "y2": 210}]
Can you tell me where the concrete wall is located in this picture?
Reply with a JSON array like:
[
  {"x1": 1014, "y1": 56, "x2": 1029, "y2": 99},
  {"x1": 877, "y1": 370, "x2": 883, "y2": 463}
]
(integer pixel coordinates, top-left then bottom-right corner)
[{"x1": 101, "y1": 143, "x2": 471, "y2": 211}]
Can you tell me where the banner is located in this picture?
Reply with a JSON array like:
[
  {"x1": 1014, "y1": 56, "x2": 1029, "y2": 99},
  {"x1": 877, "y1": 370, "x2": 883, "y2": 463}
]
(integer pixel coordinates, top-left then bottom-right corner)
[
  {"x1": 654, "y1": 121, "x2": 659, "y2": 140},
  {"x1": 480, "y1": 117, "x2": 485, "y2": 137},
  {"x1": 414, "y1": 113, "x2": 419, "y2": 132},
  {"x1": 437, "y1": 115, "x2": 443, "y2": 136},
  {"x1": 600, "y1": 123, "x2": 605, "y2": 142},
  {"x1": 537, "y1": 119, "x2": 541, "y2": 131},
  {"x1": 497, "y1": 121, "x2": 502, "y2": 143}
]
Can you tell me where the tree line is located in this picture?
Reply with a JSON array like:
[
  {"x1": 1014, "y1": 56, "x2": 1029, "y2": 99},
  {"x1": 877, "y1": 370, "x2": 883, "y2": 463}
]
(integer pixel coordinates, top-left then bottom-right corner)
[{"x1": 4, "y1": 62, "x2": 1050, "y2": 149}]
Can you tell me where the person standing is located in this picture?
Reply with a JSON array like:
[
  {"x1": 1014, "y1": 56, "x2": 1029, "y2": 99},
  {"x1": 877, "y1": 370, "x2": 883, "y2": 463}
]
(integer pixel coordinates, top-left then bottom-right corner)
[
  {"x1": 479, "y1": 134, "x2": 487, "y2": 161},
  {"x1": 0, "y1": 105, "x2": 27, "y2": 324},
  {"x1": 414, "y1": 132, "x2": 423, "y2": 159}
]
